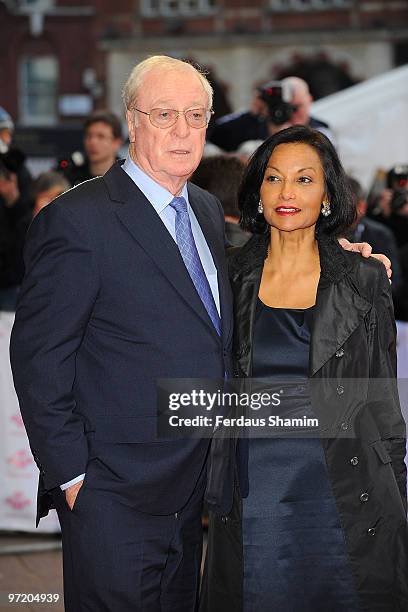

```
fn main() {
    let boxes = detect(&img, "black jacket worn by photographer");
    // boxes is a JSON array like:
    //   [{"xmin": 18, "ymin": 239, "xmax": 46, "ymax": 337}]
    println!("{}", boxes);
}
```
[
  {"xmin": 0, "ymin": 149, "xmax": 32, "ymax": 290},
  {"xmin": 0, "ymin": 198, "xmax": 31, "ymax": 289},
  {"xmin": 207, "ymin": 111, "xmax": 331, "ymax": 152}
]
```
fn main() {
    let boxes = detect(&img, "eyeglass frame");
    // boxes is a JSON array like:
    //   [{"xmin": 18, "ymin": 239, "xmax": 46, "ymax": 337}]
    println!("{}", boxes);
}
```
[{"xmin": 131, "ymin": 107, "xmax": 214, "ymax": 129}]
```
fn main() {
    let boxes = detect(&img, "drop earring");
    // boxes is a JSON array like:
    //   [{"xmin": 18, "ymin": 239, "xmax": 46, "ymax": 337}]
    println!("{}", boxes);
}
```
[
  {"xmin": 321, "ymin": 200, "xmax": 331, "ymax": 217},
  {"xmin": 258, "ymin": 199, "xmax": 264, "ymax": 214}
]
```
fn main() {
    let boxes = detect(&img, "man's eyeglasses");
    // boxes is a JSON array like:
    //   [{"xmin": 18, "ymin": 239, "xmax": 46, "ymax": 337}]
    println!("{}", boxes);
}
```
[{"xmin": 133, "ymin": 107, "xmax": 214, "ymax": 129}]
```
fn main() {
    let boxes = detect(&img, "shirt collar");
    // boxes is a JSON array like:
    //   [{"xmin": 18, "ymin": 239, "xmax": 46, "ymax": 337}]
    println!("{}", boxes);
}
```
[{"xmin": 122, "ymin": 152, "xmax": 189, "ymax": 214}]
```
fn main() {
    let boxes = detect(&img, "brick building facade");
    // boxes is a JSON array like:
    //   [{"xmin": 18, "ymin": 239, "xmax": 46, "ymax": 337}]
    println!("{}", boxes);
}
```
[{"xmin": 0, "ymin": 0, "xmax": 407, "ymax": 129}]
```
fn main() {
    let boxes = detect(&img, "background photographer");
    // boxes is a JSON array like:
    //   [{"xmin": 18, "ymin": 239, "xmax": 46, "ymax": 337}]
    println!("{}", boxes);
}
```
[
  {"xmin": 346, "ymin": 176, "xmax": 401, "ymax": 291},
  {"xmin": 0, "ymin": 150, "xmax": 32, "ymax": 310},
  {"xmin": 368, "ymin": 165, "xmax": 408, "ymax": 248},
  {"xmin": 207, "ymin": 77, "xmax": 333, "ymax": 152}
]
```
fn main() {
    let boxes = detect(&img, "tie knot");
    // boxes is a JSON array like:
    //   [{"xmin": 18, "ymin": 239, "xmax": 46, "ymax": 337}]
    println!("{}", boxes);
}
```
[{"xmin": 169, "ymin": 196, "xmax": 188, "ymax": 214}]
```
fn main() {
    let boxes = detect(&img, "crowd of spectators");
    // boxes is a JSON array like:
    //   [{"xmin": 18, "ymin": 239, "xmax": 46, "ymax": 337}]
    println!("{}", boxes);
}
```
[{"xmin": 0, "ymin": 73, "xmax": 407, "ymax": 319}]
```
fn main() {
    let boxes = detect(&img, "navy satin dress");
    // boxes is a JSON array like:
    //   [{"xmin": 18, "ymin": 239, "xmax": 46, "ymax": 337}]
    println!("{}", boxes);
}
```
[{"xmin": 242, "ymin": 301, "xmax": 360, "ymax": 612}]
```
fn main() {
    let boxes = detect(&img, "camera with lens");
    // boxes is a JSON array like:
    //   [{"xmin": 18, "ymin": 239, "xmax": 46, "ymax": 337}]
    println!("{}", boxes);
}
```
[
  {"xmin": 257, "ymin": 80, "xmax": 297, "ymax": 126},
  {"xmin": 387, "ymin": 165, "xmax": 408, "ymax": 212}
]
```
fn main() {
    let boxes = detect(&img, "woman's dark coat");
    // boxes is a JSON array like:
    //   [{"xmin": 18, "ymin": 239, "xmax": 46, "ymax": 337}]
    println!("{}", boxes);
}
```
[{"xmin": 202, "ymin": 233, "xmax": 408, "ymax": 612}]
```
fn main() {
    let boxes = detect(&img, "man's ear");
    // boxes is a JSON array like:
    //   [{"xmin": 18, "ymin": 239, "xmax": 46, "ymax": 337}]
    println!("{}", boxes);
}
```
[{"xmin": 126, "ymin": 110, "xmax": 137, "ymax": 144}]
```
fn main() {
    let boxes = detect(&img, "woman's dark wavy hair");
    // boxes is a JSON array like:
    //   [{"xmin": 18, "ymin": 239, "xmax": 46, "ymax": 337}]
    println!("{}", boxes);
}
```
[{"xmin": 239, "ymin": 125, "xmax": 356, "ymax": 237}]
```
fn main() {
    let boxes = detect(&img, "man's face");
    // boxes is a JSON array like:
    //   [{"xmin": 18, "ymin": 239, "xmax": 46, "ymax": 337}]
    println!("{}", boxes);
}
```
[
  {"xmin": 84, "ymin": 121, "xmax": 122, "ymax": 165},
  {"xmin": 126, "ymin": 68, "xmax": 209, "ymax": 194},
  {"xmin": 290, "ymin": 90, "xmax": 312, "ymax": 126},
  {"xmin": 0, "ymin": 128, "xmax": 12, "ymax": 147}
]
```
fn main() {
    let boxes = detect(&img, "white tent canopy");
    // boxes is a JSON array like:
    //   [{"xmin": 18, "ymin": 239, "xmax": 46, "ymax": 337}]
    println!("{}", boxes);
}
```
[{"xmin": 312, "ymin": 65, "xmax": 408, "ymax": 191}]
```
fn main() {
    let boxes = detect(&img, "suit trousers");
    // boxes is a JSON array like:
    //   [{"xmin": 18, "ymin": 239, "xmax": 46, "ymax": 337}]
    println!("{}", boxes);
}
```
[{"xmin": 53, "ymin": 459, "xmax": 206, "ymax": 612}]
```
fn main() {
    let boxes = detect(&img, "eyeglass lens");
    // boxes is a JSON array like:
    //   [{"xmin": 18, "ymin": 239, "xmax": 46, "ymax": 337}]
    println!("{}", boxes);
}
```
[{"xmin": 149, "ymin": 108, "xmax": 210, "ymax": 128}]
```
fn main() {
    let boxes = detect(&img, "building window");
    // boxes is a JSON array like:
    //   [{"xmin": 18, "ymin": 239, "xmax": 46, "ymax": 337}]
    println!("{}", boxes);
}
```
[
  {"xmin": 19, "ymin": 56, "xmax": 58, "ymax": 126},
  {"xmin": 141, "ymin": 0, "xmax": 217, "ymax": 18},
  {"xmin": 270, "ymin": 0, "xmax": 351, "ymax": 10},
  {"xmin": 17, "ymin": 0, "xmax": 54, "ymax": 10}
]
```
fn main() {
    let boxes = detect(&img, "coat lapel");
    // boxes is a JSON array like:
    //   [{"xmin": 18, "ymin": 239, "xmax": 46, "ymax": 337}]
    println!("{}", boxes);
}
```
[
  {"xmin": 309, "ymin": 278, "xmax": 372, "ymax": 376},
  {"xmin": 104, "ymin": 162, "xmax": 225, "ymax": 341},
  {"xmin": 229, "ymin": 235, "xmax": 267, "ymax": 376},
  {"xmin": 309, "ymin": 236, "xmax": 372, "ymax": 376}
]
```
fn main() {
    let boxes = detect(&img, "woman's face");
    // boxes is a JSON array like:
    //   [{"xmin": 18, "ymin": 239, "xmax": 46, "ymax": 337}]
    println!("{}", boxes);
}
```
[{"xmin": 260, "ymin": 142, "xmax": 326, "ymax": 232}]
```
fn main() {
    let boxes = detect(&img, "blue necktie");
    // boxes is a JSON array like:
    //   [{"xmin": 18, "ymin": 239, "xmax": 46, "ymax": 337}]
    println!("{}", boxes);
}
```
[{"xmin": 169, "ymin": 196, "xmax": 221, "ymax": 336}]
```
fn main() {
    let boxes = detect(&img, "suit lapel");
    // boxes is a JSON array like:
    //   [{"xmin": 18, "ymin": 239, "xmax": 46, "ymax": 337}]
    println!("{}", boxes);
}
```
[
  {"xmin": 105, "ymin": 163, "xmax": 224, "ymax": 340},
  {"xmin": 188, "ymin": 184, "xmax": 233, "ymax": 345}
]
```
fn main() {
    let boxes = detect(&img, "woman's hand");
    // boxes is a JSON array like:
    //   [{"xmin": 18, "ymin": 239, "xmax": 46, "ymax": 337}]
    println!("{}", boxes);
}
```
[{"xmin": 338, "ymin": 238, "xmax": 392, "ymax": 279}]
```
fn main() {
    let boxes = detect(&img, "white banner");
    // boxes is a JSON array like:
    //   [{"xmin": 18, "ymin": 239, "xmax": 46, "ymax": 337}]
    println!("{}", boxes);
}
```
[
  {"xmin": 312, "ymin": 65, "xmax": 408, "ymax": 191},
  {"xmin": 0, "ymin": 311, "xmax": 60, "ymax": 532}
]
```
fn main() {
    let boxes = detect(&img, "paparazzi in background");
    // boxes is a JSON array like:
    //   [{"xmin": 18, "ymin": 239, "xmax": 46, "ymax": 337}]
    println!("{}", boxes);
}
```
[
  {"xmin": 0, "ymin": 106, "xmax": 32, "ymax": 200},
  {"xmin": 368, "ymin": 165, "xmax": 408, "ymax": 249},
  {"xmin": 0, "ymin": 152, "xmax": 32, "ymax": 310},
  {"xmin": 346, "ymin": 176, "xmax": 401, "ymax": 291},
  {"xmin": 57, "ymin": 110, "xmax": 123, "ymax": 186},
  {"xmin": 207, "ymin": 77, "xmax": 333, "ymax": 152}
]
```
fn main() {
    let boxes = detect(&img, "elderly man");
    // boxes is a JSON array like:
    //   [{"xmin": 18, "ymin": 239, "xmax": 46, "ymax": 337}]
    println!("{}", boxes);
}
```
[
  {"xmin": 10, "ymin": 55, "xmax": 389, "ymax": 612},
  {"xmin": 10, "ymin": 56, "xmax": 233, "ymax": 612}
]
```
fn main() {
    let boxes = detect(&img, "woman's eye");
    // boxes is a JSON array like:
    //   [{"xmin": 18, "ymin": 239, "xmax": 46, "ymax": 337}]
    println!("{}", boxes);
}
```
[
  {"xmin": 266, "ymin": 175, "xmax": 279, "ymax": 182},
  {"xmin": 299, "ymin": 176, "xmax": 312, "ymax": 183}
]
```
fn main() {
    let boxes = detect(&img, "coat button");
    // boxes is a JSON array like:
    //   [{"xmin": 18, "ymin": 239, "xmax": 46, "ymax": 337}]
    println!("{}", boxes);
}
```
[
  {"xmin": 335, "ymin": 348, "xmax": 345, "ymax": 358},
  {"xmin": 360, "ymin": 492, "xmax": 369, "ymax": 503},
  {"xmin": 221, "ymin": 516, "xmax": 228, "ymax": 523},
  {"xmin": 367, "ymin": 527, "xmax": 376, "ymax": 536},
  {"xmin": 350, "ymin": 456, "xmax": 359, "ymax": 466},
  {"xmin": 337, "ymin": 385, "xmax": 344, "ymax": 395},
  {"xmin": 237, "ymin": 344, "xmax": 249, "ymax": 358},
  {"xmin": 340, "ymin": 422, "xmax": 348, "ymax": 431}
]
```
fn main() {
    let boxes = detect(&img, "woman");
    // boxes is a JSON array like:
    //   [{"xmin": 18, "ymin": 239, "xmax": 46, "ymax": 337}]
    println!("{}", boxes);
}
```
[{"xmin": 201, "ymin": 126, "xmax": 408, "ymax": 612}]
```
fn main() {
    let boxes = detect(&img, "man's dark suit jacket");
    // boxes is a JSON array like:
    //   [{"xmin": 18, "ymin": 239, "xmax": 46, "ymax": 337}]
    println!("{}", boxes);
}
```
[{"xmin": 10, "ymin": 161, "xmax": 233, "ymax": 524}]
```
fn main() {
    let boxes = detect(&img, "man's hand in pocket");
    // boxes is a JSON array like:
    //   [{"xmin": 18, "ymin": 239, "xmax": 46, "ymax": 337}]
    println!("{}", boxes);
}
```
[{"xmin": 65, "ymin": 480, "xmax": 83, "ymax": 510}]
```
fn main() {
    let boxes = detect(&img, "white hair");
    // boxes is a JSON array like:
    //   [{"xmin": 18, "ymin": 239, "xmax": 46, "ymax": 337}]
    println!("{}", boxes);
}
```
[
  {"xmin": 282, "ymin": 76, "xmax": 311, "ymax": 98},
  {"xmin": 122, "ymin": 55, "xmax": 213, "ymax": 112}
]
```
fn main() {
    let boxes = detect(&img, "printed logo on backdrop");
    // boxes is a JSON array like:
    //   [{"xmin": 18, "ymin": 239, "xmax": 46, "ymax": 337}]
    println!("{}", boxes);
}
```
[
  {"xmin": 7, "ymin": 449, "xmax": 34, "ymax": 470},
  {"xmin": 5, "ymin": 491, "xmax": 32, "ymax": 511},
  {"xmin": 10, "ymin": 412, "xmax": 25, "ymax": 430}
]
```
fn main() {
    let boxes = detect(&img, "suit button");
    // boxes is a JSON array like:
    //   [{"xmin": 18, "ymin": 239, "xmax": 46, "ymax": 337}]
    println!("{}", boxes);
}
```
[
  {"xmin": 367, "ymin": 527, "xmax": 376, "ymax": 536},
  {"xmin": 221, "ymin": 516, "xmax": 228, "ymax": 523},
  {"xmin": 335, "ymin": 348, "xmax": 345, "ymax": 358},
  {"xmin": 337, "ymin": 385, "xmax": 344, "ymax": 395},
  {"xmin": 350, "ymin": 456, "xmax": 359, "ymax": 466},
  {"xmin": 360, "ymin": 492, "xmax": 369, "ymax": 503},
  {"xmin": 340, "ymin": 422, "xmax": 348, "ymax": 431}
]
